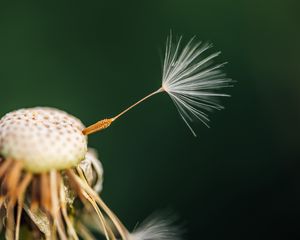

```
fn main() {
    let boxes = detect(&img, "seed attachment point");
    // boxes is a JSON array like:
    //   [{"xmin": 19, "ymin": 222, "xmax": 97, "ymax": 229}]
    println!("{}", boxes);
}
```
[{"xmin": 82, "ymin": 118, "xmax": 114, "ymax": 135}]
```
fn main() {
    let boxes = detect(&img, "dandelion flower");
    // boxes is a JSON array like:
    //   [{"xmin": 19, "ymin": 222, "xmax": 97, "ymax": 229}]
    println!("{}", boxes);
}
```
[
  {"xmin": 0, "ymin": 108, "xmax": 129, "ymax": 239},
  {"xmin": 83, "ymin": 33, "xmax": 231, "ymax": 136},
  {"xmin": 0, "ymin": 32, "xmax": 232, "ymax": 240}
]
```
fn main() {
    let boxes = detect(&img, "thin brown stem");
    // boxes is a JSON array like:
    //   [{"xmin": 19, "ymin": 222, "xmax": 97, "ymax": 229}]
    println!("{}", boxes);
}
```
[
  {"xmin": 50, "ymin": 170, "xmax": 67, "ymax": 240},
  {"xmin": 0, "ymin": 158, "xmax": 13, "ymax": 178},
  {"xmin": 70, "ymin": 171, "xmax": 129, "ymax": 240},
  {"xmin": 76, "ymin": 167, "xmax": 116, "ymax": 240},
  {"xmin": 59, "ymin": 178, "xmax": 79, "ymax": 240},
  {"xmin": 41, "ymin": 173, "xmax": 51, "ymax": 213},
  {"xmin": 76, "ymin": 167, "xmax": 110, "ymax": 240},
  {"xmin": 6, "ymin": 201, "xmax": 15, "ymax": 240},
  {"xmin": 15, "ymin": 173, "xmax": 33, "ymax": 240},
  {"xmin": 112, "ymin": 87, "xmax": 164, "ymax": 121},
  {"xmin": 6, "ymin": 161, "xmax": 23, "ymax": 196},
  {"xmin": 30, "ymin": 176, "xmax": 39, "ymax": 211},
  {"xmin": 76, "ymin": 222, "xmax": 96, "ymax": 240},
  {"xmin": 82, "ymin": 87, "xmax": 164, "ymax": 135}
]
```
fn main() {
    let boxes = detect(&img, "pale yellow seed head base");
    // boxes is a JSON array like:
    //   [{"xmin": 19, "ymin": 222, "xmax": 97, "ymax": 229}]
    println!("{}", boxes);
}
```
[{"xmin": 0, "ymin": 107, "xmax": 87, "ymax": 173}]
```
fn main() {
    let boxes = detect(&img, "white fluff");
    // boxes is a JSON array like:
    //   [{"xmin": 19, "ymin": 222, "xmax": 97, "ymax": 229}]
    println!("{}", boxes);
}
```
[
  {"xmin": 128, "ymin": 212, "xmax": 183, "ymax": 240},
  {"xmin": 162, "ymin": 33, "xmax": 232, "ymax": 136}
]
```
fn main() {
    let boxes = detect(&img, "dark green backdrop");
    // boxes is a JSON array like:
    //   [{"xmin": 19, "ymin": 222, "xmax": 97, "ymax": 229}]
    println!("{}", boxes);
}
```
[{"xmin": 0, "ymin": 1, "xmax": 300, "ymax": 239}]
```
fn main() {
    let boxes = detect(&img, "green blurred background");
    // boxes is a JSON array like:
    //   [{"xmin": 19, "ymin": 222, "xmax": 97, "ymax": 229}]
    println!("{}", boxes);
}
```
[{"xmin": 0, "ymin": 0, "xmax": 300, "ymax": 239}]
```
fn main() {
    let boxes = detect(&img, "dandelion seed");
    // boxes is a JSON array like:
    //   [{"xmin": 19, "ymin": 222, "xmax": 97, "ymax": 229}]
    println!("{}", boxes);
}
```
[
  {"xmin": 128, "ymin": 211, "xmax": 184, "ymax": 240},
  {"xmin": 0, "ymin": 32, "xmax": 232, "ymax": 240},
  {"xmin": 83, "ymin": 33, "xmax": 231, "ymax": 136}
]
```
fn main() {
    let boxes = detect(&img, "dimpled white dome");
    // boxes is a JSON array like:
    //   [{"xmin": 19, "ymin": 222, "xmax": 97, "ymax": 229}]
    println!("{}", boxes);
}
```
[{"xmin": 0, "ymin": 107, "xmax": 88, "ymax": 173}]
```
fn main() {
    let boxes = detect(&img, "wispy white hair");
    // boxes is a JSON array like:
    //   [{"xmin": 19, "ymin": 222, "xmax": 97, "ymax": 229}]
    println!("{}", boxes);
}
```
[
  {"xmin": 162, "ymin": 33, "xmax": 232, "ymax": 136},
  {"xmin": 128, "ymin": 211, "xmax": 184, "ymax": 240}
]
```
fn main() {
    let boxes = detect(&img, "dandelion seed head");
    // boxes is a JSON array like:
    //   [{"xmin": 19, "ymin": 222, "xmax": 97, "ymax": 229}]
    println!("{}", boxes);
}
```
[
  {"xmin": 161, "ymin": 33, "xmax": 232, "ymax": 136},
  {"xmin": 0, "ymin": 108, "xmax": 126, "ymax": 240},
  {"xmin": 0, "ymin": 107, "xmax": 87, "ymax": 172},
  {"xmin": 0, "ymin": 31, "xmax": 233, "ymax": 239}
]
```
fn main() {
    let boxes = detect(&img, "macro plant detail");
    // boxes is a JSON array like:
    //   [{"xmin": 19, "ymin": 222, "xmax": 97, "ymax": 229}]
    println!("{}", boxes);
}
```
[
  {"xmin": 0, "ymin": 34, "xmax": 231, "ymax": 240},
  {"xmin": 83, "ymin": 34, "xmax": 231, "ymax": 136}
]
